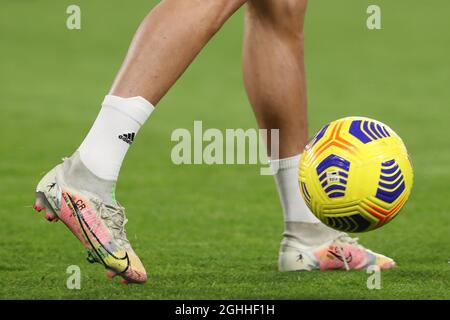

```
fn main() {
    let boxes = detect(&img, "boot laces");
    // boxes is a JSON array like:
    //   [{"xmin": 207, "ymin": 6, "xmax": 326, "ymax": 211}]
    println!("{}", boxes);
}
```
[
  {"xmin": 331, "ymin": 233, "xmax": 361, "ymax": 271},
  {"xmin": 93, "ymin": 199, "xmax": 130, "ymax": 248}
]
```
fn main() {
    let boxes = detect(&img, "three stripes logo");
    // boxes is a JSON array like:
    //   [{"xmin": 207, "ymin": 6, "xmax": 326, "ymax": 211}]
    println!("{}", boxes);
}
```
[
  {"xmin": 375, "ymin": 159, "xmax": 405, "ymax": 203},
  {"xmin": 316, "ymin": 154, "xmax": 350, "ymax": 198},
  {"xmin": 118, "ymin": 132, "xmax": 135, "ymax": 145},
  {"xmin": 349, "ymin": 119, "xmax": 391, "ymax": 144}
]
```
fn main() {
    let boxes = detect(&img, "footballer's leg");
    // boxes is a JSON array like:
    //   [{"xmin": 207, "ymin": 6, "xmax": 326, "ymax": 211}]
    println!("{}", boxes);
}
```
[
  {"xmin": 111, "ymin": 0, "xmax": 247, "ymax": 103},
  {"xmin": 34, "ymin": 0, "xmax": 247, "ymax": 284},
  {"xmin": 243, "ymin": 0, "xmax": 395, "ymax": 271}
]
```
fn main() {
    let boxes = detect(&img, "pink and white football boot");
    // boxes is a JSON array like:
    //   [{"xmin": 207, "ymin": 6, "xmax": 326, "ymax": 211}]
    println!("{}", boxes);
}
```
[
  {"xmin": 279, "ymin": 231, "xmax": 396, "ymax": 272},
  {"xmin": 33, "ymin": 161, "xmax": 147, "ymax": 284}
]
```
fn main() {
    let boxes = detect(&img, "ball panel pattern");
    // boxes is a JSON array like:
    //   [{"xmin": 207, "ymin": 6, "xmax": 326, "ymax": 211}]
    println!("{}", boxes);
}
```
[
  {"xmin": 349, "ymin": 119, "xmax": 391, "ymax": 144},
  {"xmin": 316, "ymin": 154, "xmax": 350, "ymax": 199},
  {"xmin": 375, "ymin": 159, "xmax": 405, "ymax": 204},
  {"xmin": 326, "ymin": 214, "xmax": 371, "ymax": 233},
  {"xmin": 299, "ymin": 117, "xmax": 413, "ymax": 233},
  {"xmin": 308, "ymin": 123, "xmax": 330, "ymax": 147}
]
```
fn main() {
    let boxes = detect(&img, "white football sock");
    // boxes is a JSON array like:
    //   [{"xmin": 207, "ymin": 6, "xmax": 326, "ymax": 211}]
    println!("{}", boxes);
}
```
[
  {"xmin": 272, "ymin": 154, "xmax": 341, "ymax": 245},
  {"xmin": 271, "ymin": 154, "xmax": 320, "ymax": 224},
  {"xmin": 78, "ymin": 95, "xmax": 154, "ymax": 181}
]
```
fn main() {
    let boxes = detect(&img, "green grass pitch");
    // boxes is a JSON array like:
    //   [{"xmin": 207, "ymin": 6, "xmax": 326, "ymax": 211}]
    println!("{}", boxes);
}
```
[{"xmin": 0, "ymin": 0, "xmax": 449, "ymax": 299}]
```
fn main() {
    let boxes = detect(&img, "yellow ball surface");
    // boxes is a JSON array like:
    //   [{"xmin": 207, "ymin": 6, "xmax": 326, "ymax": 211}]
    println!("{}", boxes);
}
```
[{"xmin": 299, "ymin": 117, "xmax": 413, "ymax": 232}]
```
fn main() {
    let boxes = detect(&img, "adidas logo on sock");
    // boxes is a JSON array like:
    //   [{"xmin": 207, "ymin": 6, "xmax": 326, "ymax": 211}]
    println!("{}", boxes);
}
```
[{"xmin": 118, "ymin": 132, "xmax": 135, "ymax": 145}]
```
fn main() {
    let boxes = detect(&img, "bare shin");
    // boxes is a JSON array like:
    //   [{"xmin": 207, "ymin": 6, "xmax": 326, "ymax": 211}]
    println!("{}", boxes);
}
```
[{"xmin": 243, "ymin": 0, "xmax": 308, "ymax": 158}]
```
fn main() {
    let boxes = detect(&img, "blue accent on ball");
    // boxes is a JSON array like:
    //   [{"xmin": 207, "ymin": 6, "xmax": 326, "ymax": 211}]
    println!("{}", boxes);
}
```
[
  {"xmin": 327, "ymin": 214, "xmax": 371, "ymax": 232},
  {"xmin": 309, "ymin": 124, "xmax": 329, "ymax": 147},
  {"xmin": 376, "ymin": 159, "xmax": 405, "ymax": 203},
  {"xmin": 378, "ymin": 125, "xmax": 390, "ymax": 137},
  {"xmin": 376, "ymin": 182, "xmax": 405, "ymax": 203},
  {"xmin": 376, "ymin": 124, "xmax": 387, "ymax": 137},
  {"xmin": 363, "ymin": 121, "xmax": 378, "ymax": 140},
  {"xmin": 321, "ymin": 174, "xmax": 347, "ymax": 189},
  {"xmin": 370, "ymin": 122, "xmax": 383, "ymax": 139},
  {"xmin": 350, "ymin": 214, "xmax": 371, "ymax": 232},
  {"xmin": 380, "ymin": 170, "xmax": 401, "ymax": 182},
  {"xmin": 382, "ymin": 159, "xmax": 396, "ymax": 166},
  {"xmin": 339, "ymin": 171, "xmax": 349, "ymax": 179},
  {"xmin": 349, "ymin": 120, "xmax": 391, "ymax": 144},
  {"xmin": 349, "ymin": 120, "xmax": 371, "ymax": 143},
  {"xmin": 316, "ymin": 154, "xmax": 350, "ymax": 175},
  {"xmin": 324, "ymin": 185, "xmax": 346, "ymax": 193},
  {"xmin": 329, "ymin": 192, "xmax": 345, "ymax": 198},
  {"xmin": 381, "ymin": 164, "xmax": 399, "ymax": 175},
  {"xmin": 316, "ymin": 154, "xmax": 350, "ymax": 199},
  {"xmin": 379, "ymin": 177, "xmax": 403, "ymax": 189}
]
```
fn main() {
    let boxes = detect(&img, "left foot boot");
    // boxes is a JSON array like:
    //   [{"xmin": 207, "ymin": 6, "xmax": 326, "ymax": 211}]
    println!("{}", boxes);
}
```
[{"xmin": 33, "ymin": 158, "xmax": 147, "ymax": 284}]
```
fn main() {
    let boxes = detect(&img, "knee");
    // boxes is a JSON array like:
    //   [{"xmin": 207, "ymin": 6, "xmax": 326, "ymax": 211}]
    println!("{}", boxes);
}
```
[
  {"xmin": 246, "ymin": 0, "xmax": 308, "ymax": 33},
  {"xmin": 203, "ymin": 0, "xmax": 247, "ymax": 34}
]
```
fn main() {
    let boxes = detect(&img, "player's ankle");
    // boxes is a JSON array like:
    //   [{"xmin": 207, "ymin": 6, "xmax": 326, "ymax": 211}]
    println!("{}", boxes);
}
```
[
  {"xmin": 62, "ymin": 152, "xmax": 117, "ymax": 206},
  {"xmin": 283, "ymin": 221, "xmax": 340, "ymax": 247}
]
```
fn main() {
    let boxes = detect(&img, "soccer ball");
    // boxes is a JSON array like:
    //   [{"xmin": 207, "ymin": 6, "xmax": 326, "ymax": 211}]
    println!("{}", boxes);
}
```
[{"xmin": 299, "ymin": 116, "xmax": 413, "ymax": 233}]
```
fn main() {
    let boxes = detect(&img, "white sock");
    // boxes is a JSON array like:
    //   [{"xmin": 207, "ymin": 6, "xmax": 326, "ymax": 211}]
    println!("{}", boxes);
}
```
[
  {"xmin": 272, "ymin": 154, "xmax": 341, "ymax": 246},
  {"xmin": 271, "ymin": 154, "xmax": 321, "ymax": 224},
  {"xmin": 78, "ymin": 95, "xmax": 154, "ymax": 181}
]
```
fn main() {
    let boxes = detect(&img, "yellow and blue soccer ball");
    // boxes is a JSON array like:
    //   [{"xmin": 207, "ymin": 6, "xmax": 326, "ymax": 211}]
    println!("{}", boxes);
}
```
[{"xmin": 299, "ymin": 116, "xmax": 413, "ymax": 232}]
